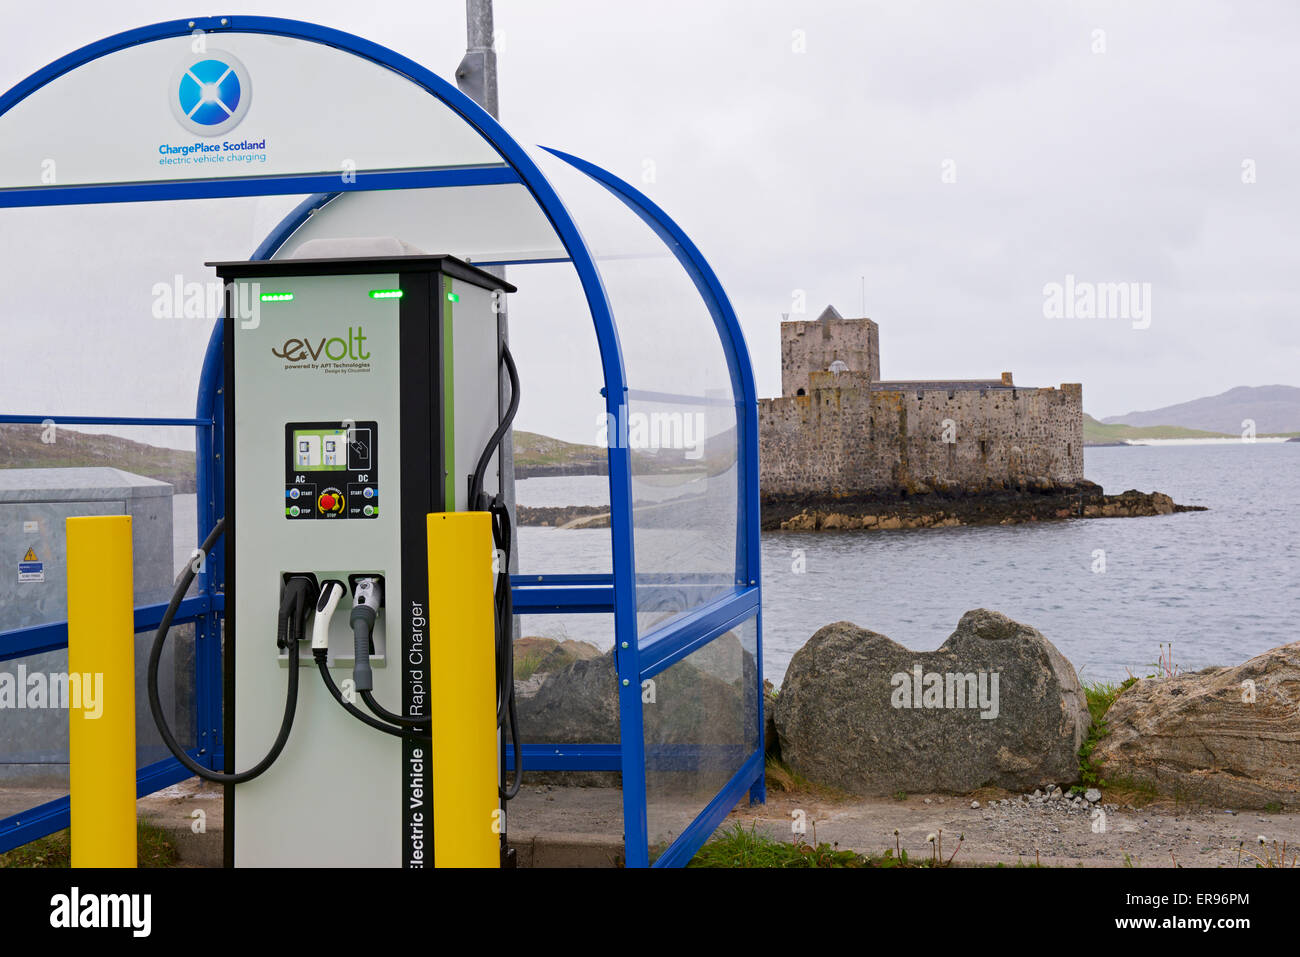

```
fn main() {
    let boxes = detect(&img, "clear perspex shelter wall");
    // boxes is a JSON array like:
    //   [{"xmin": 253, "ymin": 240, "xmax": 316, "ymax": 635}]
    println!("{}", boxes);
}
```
[{"xmin": 0, "ymin": 15, "xmax": 762, "ymax": 867}]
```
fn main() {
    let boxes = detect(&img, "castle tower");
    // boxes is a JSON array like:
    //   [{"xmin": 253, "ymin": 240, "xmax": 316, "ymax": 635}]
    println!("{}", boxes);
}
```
[{"xmin": 780, "ymin": 305, "xmax": 880, "ymax": 397}]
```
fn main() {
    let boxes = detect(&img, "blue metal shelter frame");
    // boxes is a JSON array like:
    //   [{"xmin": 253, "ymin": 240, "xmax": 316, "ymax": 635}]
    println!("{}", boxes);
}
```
[{"xmin": 0, "ymin": 15, "xmax": 762, "ymax": 868}]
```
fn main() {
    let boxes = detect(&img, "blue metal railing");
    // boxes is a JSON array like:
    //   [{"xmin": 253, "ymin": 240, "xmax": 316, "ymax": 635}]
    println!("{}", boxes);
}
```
[{"xmin": 0, "ymin": 407, "xmax": 220, "ymax": 854}]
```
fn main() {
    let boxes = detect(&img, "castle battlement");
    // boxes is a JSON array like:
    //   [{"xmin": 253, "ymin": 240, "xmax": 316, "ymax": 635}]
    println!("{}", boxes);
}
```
[{"xmin": 761, "ymin": 306, "xmax": 1085, "ymax": 497}]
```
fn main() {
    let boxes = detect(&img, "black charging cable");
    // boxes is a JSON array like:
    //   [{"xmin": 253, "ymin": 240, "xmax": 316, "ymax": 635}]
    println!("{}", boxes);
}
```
[
  {"xmin": 468, "ymin": 342, "xmax": 524, "ymax": 802},
  {"xmin": 148, "ymin": 519, "xmax": 313, "ymax": 783},
  {"xmin": 314, "ymin": 650, "xmax": 429, "ymax": 740}
]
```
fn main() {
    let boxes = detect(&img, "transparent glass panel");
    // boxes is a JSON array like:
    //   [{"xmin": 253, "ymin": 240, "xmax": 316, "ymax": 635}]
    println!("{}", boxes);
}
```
[
  {"xmin": 0, "ymin": 420, "xmax": 203, "ymax": 811},
  {"xmin": 273, "ymin": 184, "xmax": 565, "ymax": 264},
  {"xmin": 505, "ymin": 260, "xmax": 612, "ymax": 576},
  {"xmin": 644, "ymin": 616, "xmax": 759, "ymax": 863},
  {"xmin": 0, "ymin": 196, "xmax": 304, "ymax": 441},
  {"xmin": 514, "ymin": 614, "xmax": 617, "ymax": 744},
  {"xmin": 0, "ymin": 626, "xmax": 197, "ymax": 794},
  {"xmin": 530, "ymin": 149, "xmax": 742, "ymax": 639}
]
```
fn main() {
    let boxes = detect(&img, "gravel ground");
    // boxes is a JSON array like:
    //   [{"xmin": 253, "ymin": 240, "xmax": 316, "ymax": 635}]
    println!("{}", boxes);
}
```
[
  {"xmin": 7, "ymin": 779, "xmax": 1296, "ymax": 867},
  {"xmin": 726, "ymin": 785, "xmax": 1300, "ymax": 867}
]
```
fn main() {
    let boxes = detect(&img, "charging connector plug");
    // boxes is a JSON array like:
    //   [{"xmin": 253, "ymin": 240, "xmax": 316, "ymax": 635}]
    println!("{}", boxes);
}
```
[{"xmin": 350, "ymin": 577, "xmax": 383, "ymax": 691}]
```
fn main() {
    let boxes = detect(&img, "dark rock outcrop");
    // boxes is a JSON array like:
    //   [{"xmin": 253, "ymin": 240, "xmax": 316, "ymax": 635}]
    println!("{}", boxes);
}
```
[{"xmin": 764, "ymin": 481, "xmax": 1204, "ymax": 531}]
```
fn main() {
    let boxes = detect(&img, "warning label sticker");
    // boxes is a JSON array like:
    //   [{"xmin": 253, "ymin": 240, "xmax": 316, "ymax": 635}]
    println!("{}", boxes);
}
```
[{"xmin": 18, "ymin": 547, "xmax": 43, "ymax": 583}]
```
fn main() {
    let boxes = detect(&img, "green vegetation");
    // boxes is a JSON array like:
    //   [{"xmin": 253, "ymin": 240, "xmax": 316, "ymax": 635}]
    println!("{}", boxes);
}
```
[
  {"xmin": 0, "ymin": 423, "xmax": 610, "ymax": 489},
  {"xmin": 511, "ymin": 429, "xmax": 607, "ymax": 472},
  {"xmin": 1075, "ymin": 677, "xmax": 1160, "ymax": 806},
  {"xmin": 1236, "ymin": 838, "xmax": 1298, "ymax": 868},
  {"xmin": 763, "ymin": 756, "xmax": 855, "ymax": 802},
  {"xmin": 1082, "ymin": 414, "xmax": 1231, "ymax": 445},
  {"xmin": 690, "ymin": 822, "xmax": 966, "ymax": 868},
  {"xmin": 515, "ymin": 428, "xmax": 738, "ymax": 479},
  {"xmin": 1083, "ymin": 414, "xmax": 1300, "ymax": 445},
  {"xmin": 1076, "ymin": 677, "xmax": 1136, "ymax": 790},
  {"xmin": 0, "ymin": 422, "xmax": 741, "ymax": 488},
  {"xmin": 0, "ymin": 424, "xmax": 196, "ymax": 492},
  {"xmin": 514, "ymin": 652, "xmax": 545, "ymax": 681},
  {"xmin": 690, "ymin": 823, "xmax": 867, "ymax": 867},
  {"xmin": 764, "ymin": 756, "xmax": 811, "ymax": 794},
  {"xmin": 0, "ymin": 820, "xmax": 180, "ymax": 868}
]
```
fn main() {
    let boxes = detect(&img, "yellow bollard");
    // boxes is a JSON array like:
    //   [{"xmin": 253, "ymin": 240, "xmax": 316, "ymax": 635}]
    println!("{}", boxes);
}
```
[
  {"xmin": 427, "ymin": 512, "xmax": 499, "ymax": 868},
  {"xmin": 66, "ymin": 515, "xmax": 137, "ymax": 868}
]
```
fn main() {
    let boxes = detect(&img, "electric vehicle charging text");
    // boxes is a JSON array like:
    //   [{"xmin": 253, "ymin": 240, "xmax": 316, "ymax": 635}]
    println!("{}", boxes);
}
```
[{"xmin": 147, "ymin": 254, "xmax": 518, "ymax": 867}]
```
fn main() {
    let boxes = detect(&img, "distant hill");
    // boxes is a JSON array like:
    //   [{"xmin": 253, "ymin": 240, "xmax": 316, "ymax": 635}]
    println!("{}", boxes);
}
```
[
  {"xmin": 0, "ymin": 425, "xmax": 714, "ymax": 488},
  {"xmin": 513, "ymin": 429, "xmax": 608, "ymax": 476},
  {"xmin": 0, "ymin": 424, "xmax": 197, "ymax": 492},
  {"xmin": 513, "ymin": 428, "xmax": 737, "ymax": 477},
  {"xmin": 1083, "ymin": 415, "xmax": 1230, "ymax": 446},
  {"xmin": 1101, "ymin": 385, "xmax": 1300, "ymax": 435}
]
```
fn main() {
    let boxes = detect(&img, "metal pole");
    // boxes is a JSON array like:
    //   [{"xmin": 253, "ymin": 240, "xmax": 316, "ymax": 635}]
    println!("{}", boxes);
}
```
[
  {"xmin": 455, "ymin": 0, "xmax": 516, "ymax": 859},
  {"xmin": 456, "ymin": 0, "xmax": 499, "ymax": 117},
  {"xmin": 455, "ymin": 1, "xmax": 516, "ymax": 572}
]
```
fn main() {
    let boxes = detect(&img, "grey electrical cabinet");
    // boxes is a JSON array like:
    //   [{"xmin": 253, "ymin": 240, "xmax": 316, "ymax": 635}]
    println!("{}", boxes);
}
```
[{"xmin": 0, "ymin": 467, "xmax": 177, "ymax": 785}]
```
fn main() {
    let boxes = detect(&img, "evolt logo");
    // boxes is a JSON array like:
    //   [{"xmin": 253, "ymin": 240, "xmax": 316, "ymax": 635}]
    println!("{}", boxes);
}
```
[{"xmin": 272, "ymin": 327, "xmax": 370, "ymax": 363}]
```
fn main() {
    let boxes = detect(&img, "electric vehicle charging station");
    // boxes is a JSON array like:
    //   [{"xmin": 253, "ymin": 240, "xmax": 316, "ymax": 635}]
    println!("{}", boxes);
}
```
[
  {"xmin": 0, "ymin": 15, "xmax": 765, "ymax": 868},
  {"xmin": 216, "ymin": 254, "xmax": 512, "ymax": 866}
]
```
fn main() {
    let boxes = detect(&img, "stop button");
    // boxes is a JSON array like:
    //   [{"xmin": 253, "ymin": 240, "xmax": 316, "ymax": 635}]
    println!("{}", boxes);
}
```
[{"xmin": 319, "ymin": 492, "xmax": 337, "ymax": 513}]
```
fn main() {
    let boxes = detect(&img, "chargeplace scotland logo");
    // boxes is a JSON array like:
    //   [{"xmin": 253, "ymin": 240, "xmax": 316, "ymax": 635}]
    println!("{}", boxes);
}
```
[{"xmin": 169, "ymin": 50, "xmax": 252, "ymax": 136}]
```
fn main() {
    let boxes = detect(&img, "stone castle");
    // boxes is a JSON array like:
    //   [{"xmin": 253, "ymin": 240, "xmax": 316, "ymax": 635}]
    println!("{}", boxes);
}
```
[{"xmin": 759, "ymin": 306, "xmax": 1084, "ymax": 498}]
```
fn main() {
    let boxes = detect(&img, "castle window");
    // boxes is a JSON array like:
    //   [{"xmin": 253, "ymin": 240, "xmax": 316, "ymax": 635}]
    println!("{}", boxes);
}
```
[{"xmin": 796, "ymin": 388, "xmax": 806, "ymax": 396}]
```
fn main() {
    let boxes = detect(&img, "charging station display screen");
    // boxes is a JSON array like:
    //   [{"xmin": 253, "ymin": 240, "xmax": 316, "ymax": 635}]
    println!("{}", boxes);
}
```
[
  {"xmin": 293, "ymin": 427, "xmax": 350, "ymax": 470},
  {"xmin": 284, "ymin": 420, "xmax": 379, "ymax": 520}
]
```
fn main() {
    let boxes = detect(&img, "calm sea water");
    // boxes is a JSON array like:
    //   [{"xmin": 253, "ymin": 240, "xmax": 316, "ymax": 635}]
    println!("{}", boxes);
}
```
[
  {"xmin": 172, "ymin": 443, "xmax": 1299, "ymax": 686},
  {"xmin": 511, "ymin": 444, "xmax": 1300, "ymax": 686}
]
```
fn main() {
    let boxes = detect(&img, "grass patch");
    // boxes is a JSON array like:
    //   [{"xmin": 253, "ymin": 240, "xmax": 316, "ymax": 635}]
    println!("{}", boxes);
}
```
[
  {"xmin": 514, "ymin": 653, "xmax": 545, "ymax": 681},
  {"xmin": 690, "ymin": 823, "xmax": 966, "ymax": 868},
  {"xmin": 1077, "ymin": 677, "xmax": 1136, "ymax": 789},
  {"xmin": 0, "ymin": 820, "xmax": 180, "ymax": 868},
  {"xmin": 690, "ymin": 823, "xmax": 867, "ymax": 868},
  {"xmin": 765, "ymin": 756, "xmax": 816, "ymax": 794},
  {"xmin": 1082, "ymin": 415, "xmax": 1233, "ymax": 444},
  {"xmin": 762, "ymin": 757, "xmax": 853, "ymax": 801}
]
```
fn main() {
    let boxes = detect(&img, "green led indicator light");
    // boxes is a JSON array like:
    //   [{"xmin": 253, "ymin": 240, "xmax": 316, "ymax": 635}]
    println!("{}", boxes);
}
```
[
  {"xmin": 260, "ymin": 292, "xmax": 294, "ymax": 303},
  {"xmin": 446, "ymin": 292, "xmax": 460, "ymax": 302},
  {"xmin": 369, "ymin": 289, "xmax": 404, "ymax": 300}
]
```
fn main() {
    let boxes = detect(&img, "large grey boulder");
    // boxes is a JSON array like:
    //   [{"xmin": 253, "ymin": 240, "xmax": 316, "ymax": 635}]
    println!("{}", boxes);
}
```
[
  {"xmin": 1093, "ymin": 643, "xmax": 1300, "ymax": 809},
  {"xmin": 513, "ymin": 631, "xmax": 757, "ymax": 751},
  {"xmin": 515, "ymin": 652, "xmax": 620, "ymax": 743},
  {"xmin": 774, "ymin": 609, "xmax": 1090, "ymax": 795}
]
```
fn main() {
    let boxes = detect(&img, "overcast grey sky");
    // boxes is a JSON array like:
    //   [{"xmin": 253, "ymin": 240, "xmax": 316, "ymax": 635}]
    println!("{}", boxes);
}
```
[{"xmin": 2, "ymin": 1, "xmax": 1297, "ymax": 448}]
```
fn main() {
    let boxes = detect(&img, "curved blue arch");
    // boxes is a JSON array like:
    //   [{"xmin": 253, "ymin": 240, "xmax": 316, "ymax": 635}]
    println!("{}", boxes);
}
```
[
  {"xmin": 0, "ymin": 15, "xmax": 764, "ymax": 867},
  {"xmin": 539, "ymin": 147, "xmax": 761, "ymax": 584},
  {"xmin": 538, "ymin": 147, "xmax": 767, "ymax": 855}
]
